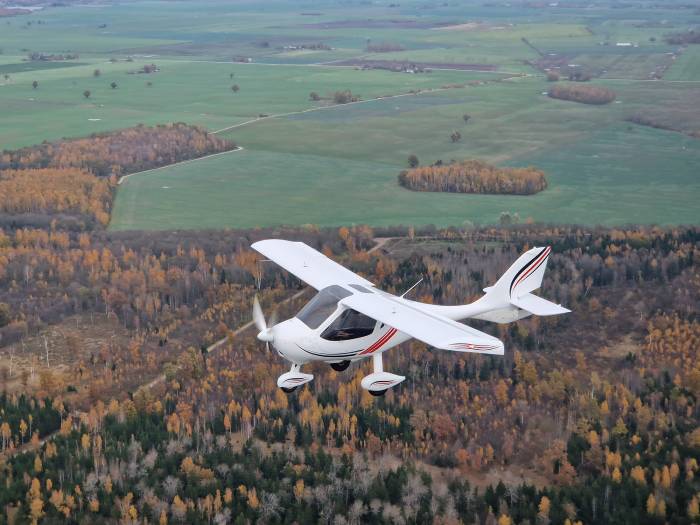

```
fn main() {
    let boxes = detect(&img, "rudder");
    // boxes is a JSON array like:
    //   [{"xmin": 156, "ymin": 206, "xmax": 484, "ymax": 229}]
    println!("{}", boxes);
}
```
[{"xmin": 489, "ymin": 246, "xmax": 551, "ymax": 298}]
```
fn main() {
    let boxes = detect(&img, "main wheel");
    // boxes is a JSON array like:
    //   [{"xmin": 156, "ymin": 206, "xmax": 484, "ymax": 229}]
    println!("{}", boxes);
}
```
[
  {"xmin": 330, "ymin": 360, "xmax": 351, "ymax": 372},
  {"xmin": 368, "ymin": 389, "xmax": 387, "ymax": 397},
  {"xmin": 281, "ymin": 386, "xmax": 298, "ymax": 394}
]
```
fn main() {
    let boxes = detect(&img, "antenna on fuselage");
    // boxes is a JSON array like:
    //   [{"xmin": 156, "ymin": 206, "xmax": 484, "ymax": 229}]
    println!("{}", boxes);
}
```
[{"xmin": 400, "ymin": 278, "xmax": 423, "ymax": 298}]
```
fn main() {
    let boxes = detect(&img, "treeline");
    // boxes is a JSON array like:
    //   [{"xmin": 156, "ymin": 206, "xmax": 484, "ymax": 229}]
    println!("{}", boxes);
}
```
[
  {"xmin": 0, "ymin": 168, "xmax": 114, "ymax": 226},
  {"xmin": 548, "ymin": 83, "xmax": 616, "ymax": 105},
  {"xmin": 27, "ymin": 52, "xmax": 79, "ymax": 61},
  {"xmin": 0, "ymin": 123, "xmax": 236, "ymax": 177},
  {"xmin": 398, "ymin": 160, "xmax": 548, "ymax": 195},
  {"xmin": 627, "ymin": 114, "xmax": 700, "ymax": 139},
  {"xmin": 366, "ymin": 41, "xmax": 405, "ymax": 52},
  {"xmin": 666, "ymin": 29, "xmax": 700, "ymax": 45}
]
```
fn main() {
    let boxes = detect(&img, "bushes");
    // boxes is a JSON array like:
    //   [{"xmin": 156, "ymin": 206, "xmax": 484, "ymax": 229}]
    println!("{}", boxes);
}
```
[
  {"xmin": 547, "ymin": 84, "xmax": 616, "ymax": 105},
  {"xmin": 666, "ymin": 29, "xmax": 700, "ymax": 45},
  {"xmin": 398, "ymin": 160, "xmax": 548, "ymax": 195},
  {"xmin": 332, "ymin": 90, "xmax": 359, "ymax": 104}
]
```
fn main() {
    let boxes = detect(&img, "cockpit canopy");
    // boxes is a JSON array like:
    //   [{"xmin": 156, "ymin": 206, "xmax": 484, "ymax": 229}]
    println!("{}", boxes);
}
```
[{"xmin": 297, "ymin": 285, "xmax": 377, "ymax": 341}]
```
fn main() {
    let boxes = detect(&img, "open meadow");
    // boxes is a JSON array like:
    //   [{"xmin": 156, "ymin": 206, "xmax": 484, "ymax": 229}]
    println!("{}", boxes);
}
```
[{"xmin": 0, "ymin": 0, "xmax": 698, "ymax": 229}]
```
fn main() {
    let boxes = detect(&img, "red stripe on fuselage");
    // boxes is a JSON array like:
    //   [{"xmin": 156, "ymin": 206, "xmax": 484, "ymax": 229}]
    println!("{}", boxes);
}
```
[
  {"xmin": 365, "ymin": 328, "xmax": 396, "ymax": 353},
  {"xmin": 359, "ymin": 327, "xmax": 397, "ymax": 355}
]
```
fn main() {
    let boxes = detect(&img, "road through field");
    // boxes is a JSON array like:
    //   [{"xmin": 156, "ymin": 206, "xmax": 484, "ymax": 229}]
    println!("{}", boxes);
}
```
[
  {"xmin": 117, "ymin": 147, "xmax": 244, "ymax": 185},
  {"xmin": 209, "ymin": 71, "xmax": 526, "ymax": 134}
]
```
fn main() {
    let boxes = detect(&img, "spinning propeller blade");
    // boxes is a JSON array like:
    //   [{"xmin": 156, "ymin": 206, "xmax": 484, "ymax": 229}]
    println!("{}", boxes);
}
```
[
  {"xmin": 252, "ymin": 295, "xmax": 275, "ymax": 351},
  {"xmin": 253, "ymin": 295, "xmax": 267, "ymax": 332}
]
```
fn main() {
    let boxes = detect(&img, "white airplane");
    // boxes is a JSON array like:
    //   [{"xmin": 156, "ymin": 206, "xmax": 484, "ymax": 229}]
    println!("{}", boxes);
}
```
[{"xmin": 251, "ymin": 240, "xmax": 569, "ymax": 396}]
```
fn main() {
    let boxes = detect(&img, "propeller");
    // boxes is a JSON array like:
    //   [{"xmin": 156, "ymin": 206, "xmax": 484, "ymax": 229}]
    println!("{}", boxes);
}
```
[{"xmin": 253, "ymin": 295, "xmax": 275, "ymax": 350}]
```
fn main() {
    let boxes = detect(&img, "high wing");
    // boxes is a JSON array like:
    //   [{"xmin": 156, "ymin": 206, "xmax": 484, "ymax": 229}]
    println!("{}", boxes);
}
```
[
  {"xmin": 341, "ymin": 292, "xmax": 504, "ymax": 355},
  {"xmin": 251, "ymin": 239, "xmax": 373, "ymax": 291}
]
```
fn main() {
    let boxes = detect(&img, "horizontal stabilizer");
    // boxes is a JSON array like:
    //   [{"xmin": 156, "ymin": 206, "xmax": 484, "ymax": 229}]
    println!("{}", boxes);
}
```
[{"xmin": 511, "ymin": 293, "xmax": 570, "ymax": 316}]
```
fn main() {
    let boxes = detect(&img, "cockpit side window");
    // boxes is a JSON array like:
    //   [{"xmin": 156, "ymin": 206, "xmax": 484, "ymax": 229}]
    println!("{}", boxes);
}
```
[
  {"xmin": 296, "ymin": 285, "xmax": 351, "ymax": 329},
  {"xmin": 321, "ymin": 309, "xmax": 377, "ymax": 341}
]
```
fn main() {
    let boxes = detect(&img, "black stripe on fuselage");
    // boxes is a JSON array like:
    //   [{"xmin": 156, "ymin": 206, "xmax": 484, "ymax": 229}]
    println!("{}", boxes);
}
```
[
  {"xmin": 509, "ymin": 247, "xmax": 547, "ymax": 296},
  {"xmin": 295, "ymin": 344, "xmax": 362, "ymax": 359}
]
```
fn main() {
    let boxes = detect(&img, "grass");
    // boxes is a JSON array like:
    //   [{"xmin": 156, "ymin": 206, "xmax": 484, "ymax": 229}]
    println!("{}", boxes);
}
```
[
  {"xmin": 665, "ymin": 46, "xmax": 700, "ymax": 81},
  {"xmin": 1, "ymin": 0, "xmax": 698, "ymax": 230},
  {"xmin": 111, "ymin": 80, "xmax": 700, "ymax": 230},
  {"xmin": 0, "ymin": 61, "xmax": 87, "ymax": 74},
  {"xmin": 110, "ymin": 122, "xmax": 700, "ymax": 230},
  {"xmin": 0, "ymin": 59, "xmax": 475, "ymax": 149}
]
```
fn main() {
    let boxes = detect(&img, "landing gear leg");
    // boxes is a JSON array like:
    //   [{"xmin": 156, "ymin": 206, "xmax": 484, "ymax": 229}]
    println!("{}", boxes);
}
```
[{"xmin": 373, "ymin": 354, "xmax": 383, "ymax": 373}]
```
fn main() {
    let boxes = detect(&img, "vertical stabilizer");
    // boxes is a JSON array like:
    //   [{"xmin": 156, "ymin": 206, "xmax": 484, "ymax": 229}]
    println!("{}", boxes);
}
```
[{"xmin": 490, "ymin": 246, "xmax": 551, "ymax": 298}]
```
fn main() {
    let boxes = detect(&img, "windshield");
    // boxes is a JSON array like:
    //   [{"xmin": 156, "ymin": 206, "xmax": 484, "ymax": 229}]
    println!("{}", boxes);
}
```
[
  {"xmin": 296, "ymin": 285, "xmax": 352, "ymax": 329},
  {"xmin": 321, "ymin": 309, "xmax": 376, "ymax": 341}
]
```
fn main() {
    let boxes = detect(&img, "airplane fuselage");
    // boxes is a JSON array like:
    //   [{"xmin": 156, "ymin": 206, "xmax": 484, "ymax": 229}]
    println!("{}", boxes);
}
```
[{"xmin": 271, "ymin": 316, "xmax": 411, "ymax": 365}]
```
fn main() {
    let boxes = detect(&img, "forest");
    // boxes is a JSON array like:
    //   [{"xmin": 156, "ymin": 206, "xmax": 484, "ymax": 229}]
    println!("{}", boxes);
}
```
[
  {"xmin": 0, "ymin": 124, "xmax": 235, "ymax": 177},
  {"xmin": 0, "ymin": 168, "xmax": 114, "ymax": 227},
  {"xmin": 547, "ymin": 85, "xmax": 617, "ymax": 105},
  {"xmin": 398, "ymin": 161, "xmax": 547, "ymax": 195},
  {"xmin": 0, "ymin": 221, "xmax": 698, "ymax": 524}
]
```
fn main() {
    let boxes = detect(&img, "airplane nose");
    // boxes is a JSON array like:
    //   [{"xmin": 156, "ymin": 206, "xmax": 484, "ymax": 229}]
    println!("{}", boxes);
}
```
[{"xmin": 257, "ymin": 328, "xmax": 274, "ymax": 342}]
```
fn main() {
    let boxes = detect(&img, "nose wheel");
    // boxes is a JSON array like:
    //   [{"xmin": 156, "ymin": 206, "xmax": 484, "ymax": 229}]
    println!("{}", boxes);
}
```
[{"xmin": 330, "ymin": 360, "xmax": 351, "ymax": 372}]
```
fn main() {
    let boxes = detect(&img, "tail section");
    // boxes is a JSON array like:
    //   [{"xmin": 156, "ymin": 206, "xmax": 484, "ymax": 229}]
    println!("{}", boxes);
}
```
[
  {"xmin": 475, "ymin": 246, "xmax": 569, "ymax": 323},
  {"xmin": 417, "ymin": 246, "xmax": 569, "ymax": 324},
  {"xmin": 488, "ymin": 246, "xmax": 552, "ymax": 298}
]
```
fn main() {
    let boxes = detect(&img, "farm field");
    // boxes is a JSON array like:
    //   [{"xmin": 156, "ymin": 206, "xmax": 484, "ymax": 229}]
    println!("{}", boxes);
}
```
[
  {"xmin": 0, "ymin": 58, "xmax": 478, "ymax": 149},
  {"xmin": 1, "ymin": 0, "xmax": 699, "ymax": 229},
  {"xmin": 665, "ymin": 46, "xmax": 700, "ymax": 81},
  {"xmin": 110, "ymin": 119, "xmax": 700, "ymax": 230}
]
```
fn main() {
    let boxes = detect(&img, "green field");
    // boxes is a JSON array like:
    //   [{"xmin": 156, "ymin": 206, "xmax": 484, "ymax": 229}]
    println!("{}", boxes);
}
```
[
  {"xmin": 665, "ymin": 46, "xmax": 700, "ymax": 81},
  {"xmin": 1, "ymin": 0, "xmax": 699, "ymax": 229},
  {"xmin": 0, "ymin": 58, "xmax": 479, "ymax": 149},
  {"xmin": 111, "ymin": 79, "xmax": 700, "ymax": 229}
]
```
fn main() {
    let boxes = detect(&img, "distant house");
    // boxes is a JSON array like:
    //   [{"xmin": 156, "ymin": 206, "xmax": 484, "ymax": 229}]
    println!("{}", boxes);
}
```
[{"xmin": 616, "ymin": 42, "xmax": 633, "ymax": 47}]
